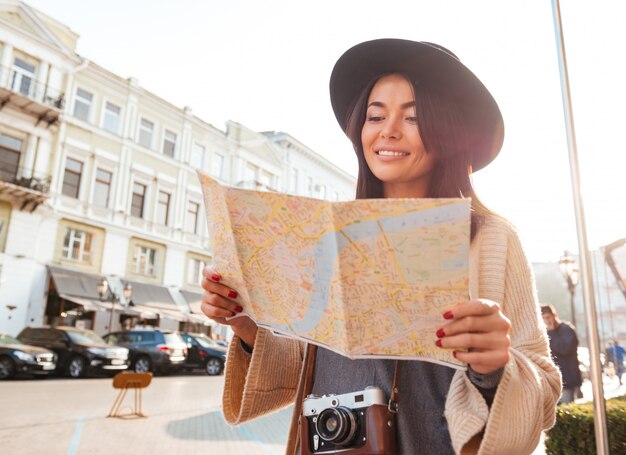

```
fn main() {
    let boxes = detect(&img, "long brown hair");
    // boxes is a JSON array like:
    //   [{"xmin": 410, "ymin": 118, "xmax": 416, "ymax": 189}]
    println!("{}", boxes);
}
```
[{"xmin": 344, "ymin": 73, "xmax": 495, "ymax": 239}]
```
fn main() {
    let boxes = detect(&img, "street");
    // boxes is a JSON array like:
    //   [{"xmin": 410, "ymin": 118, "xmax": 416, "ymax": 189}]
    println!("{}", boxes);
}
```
[
  {"xmin": 1, "ymin": 372, "xmax": 624, "ymax": 455},
  {"xmin": 0, "ymin": 373, "xmax": 291, "ymax": 455}
]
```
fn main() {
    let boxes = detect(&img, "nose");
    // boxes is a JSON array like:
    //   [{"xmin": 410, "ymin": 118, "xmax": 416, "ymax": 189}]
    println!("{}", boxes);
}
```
[{"xmin": 380, "ymin": 115, "xmax": 401, "ymax": 140}]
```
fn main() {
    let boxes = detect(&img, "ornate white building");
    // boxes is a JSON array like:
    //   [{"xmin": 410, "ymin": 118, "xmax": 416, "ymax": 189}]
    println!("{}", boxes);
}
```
[{"xmin": 0, "ymin": 1, "xmax": 355, "ymax": 336}]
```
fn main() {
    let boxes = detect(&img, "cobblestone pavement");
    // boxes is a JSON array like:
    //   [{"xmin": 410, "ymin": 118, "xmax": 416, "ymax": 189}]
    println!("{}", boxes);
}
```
[{"xmin": 0, "ymin": 373, "xmax": 291, "ymax": 455}]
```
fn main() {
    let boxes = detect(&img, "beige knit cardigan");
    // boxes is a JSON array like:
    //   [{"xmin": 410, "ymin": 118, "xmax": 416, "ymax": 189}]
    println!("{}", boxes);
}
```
[{"xmin": 221, "ymin": 216, "xmax": 562, "ymax": 455}]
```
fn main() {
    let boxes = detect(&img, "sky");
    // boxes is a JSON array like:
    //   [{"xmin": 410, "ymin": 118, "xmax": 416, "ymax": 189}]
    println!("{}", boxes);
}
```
[{"xmin": 25, "ymin": 0, "xmax": 626, "ymax": 263}]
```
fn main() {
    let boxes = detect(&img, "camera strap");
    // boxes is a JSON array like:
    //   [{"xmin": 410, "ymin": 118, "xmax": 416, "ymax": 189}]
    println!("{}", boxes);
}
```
[{"xmin": 388, "ymin": 360, "xmax": 401, "ymax": 413}]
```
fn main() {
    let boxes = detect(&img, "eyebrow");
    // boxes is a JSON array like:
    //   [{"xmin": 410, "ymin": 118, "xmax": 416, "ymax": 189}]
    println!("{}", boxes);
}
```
[{"xmin": 367, "ymin": 101, "xmax": 416, "ymax": 109}]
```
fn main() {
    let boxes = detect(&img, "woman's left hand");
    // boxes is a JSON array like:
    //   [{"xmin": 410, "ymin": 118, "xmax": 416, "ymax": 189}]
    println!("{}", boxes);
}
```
[{"xmin": 435, "ymin": 299, "xmax": 511, "ymax": 374}]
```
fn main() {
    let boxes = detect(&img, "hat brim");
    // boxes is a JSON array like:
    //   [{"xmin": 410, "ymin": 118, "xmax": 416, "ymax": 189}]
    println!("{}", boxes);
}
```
[{"xmin": 329, "ymin": 39, "xmax": 504, "ymax": 171}]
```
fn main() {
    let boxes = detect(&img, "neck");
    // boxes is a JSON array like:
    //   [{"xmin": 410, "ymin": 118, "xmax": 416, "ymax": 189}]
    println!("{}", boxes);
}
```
[{"xmin": 382, "ymin": 181, "xmax": 430, "ymax": 199}]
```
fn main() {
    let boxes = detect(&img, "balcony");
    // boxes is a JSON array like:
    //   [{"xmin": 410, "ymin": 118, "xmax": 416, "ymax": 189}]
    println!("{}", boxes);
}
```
[
  {"xmin": 0, "ymin": 164, "xmax": 51, "ymax": 212},
  {"xmin": 0, "ymin": 65, "xmax": 65, "ymax": 128}
]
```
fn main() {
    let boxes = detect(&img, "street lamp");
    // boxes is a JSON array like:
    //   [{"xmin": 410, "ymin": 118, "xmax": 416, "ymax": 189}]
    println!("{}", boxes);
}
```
[
  {"xmin": 558, "ymin": 250, "xmax": 580, "ymax": 328},
  {"xmin": 97, "ymin": 278, "xmax": 132, "ymax": 332}
]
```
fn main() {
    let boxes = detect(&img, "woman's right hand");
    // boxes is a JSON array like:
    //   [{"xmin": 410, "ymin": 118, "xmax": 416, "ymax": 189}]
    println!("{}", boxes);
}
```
[{"xmin": 201, "ymin": 267, "xmax": 258, "ymax": 348}]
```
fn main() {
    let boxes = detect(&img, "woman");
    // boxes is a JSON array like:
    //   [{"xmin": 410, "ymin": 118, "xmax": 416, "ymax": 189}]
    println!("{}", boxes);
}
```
[{"xmin": 201, "ymin": 39, "xmax": 561, "ymax": 454}]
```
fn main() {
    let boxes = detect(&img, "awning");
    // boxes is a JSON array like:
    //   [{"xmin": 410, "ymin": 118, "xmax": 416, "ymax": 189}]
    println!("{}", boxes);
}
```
[
  {"xmin": 124, "ymin": 280, "xmax": 189, "ymax": 322},
  {"xmin": 180, "ymin": 290, "xmax": 217, "ymax": 326},
  {"xmin": 49, "ymin": 266, "xmax": 114, "ymax": 312},
  {"xmin": 180, "ymin": 290, "xmax": 203, "ymax": 314}
]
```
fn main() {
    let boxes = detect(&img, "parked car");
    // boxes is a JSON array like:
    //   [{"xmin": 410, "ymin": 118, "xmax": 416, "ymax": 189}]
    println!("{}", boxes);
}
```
[
  {"xmin": 103, "ymin": 329, "xmax": 187, "ymax": 374},
  {"xmin": 180, "ymin": 332, "xmax": 227, "ymax": 376},
  {"xmin": 0, "ymin": 333, "xmax": 57, "ymax": 379},
  {"xmin": 17, "ymin": 326, "xmax": 129, "ymax": 378}
]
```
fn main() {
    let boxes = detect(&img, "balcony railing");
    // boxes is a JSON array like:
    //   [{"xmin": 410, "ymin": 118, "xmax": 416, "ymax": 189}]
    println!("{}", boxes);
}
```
[
  {"xmin": 0, "ymin": 165, "xmax": 51, "ymax": 193},
  {"xmin": 0, "ymin": 65, "xmax": 65, "ymax": 110}
]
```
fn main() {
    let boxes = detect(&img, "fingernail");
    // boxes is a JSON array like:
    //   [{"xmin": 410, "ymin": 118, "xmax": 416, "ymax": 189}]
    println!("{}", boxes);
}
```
[
  {"xmin": 211, "ymin": 273, "xmax": 221, "ymax": 282},
  {"xmin": 436, "ymin": 329, "xmax": 445, "ymax": 338},
  {"xmin": 435, "ymin": 339, "xmax": 443, "ymax": 348},
  {"xmin": 228, "ymin": 290, "xmax": 238, "ymax": 299},
  {"xmin": 234, "ymin": 306, "xmax": 243, "ymax": 313},
  {"xmin": 443, "ymin": 310, "xmax": 454, "ymax": 320}
]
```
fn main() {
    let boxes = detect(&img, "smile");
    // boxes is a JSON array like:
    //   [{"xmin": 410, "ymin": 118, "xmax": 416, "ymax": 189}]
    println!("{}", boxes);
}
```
[{"xmin": 376, "ymin": 150, "xmax": 410, "ymax": 157}]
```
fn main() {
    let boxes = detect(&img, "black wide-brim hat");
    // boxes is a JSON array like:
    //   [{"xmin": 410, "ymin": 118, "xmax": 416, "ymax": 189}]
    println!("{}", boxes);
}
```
[{"xmin": 329, "ymin": 38, "xmax": 504, "ymax": 171}]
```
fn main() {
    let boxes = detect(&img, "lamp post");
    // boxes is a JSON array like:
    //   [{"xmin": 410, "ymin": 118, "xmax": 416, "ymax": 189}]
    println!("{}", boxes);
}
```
[
  {"xmin": 558, "ymin": 250, "xmax": 580, "ymax": 328},
  {"xmin": 97, "ymin": 278, "xmax": 132, "ymax": 332}
]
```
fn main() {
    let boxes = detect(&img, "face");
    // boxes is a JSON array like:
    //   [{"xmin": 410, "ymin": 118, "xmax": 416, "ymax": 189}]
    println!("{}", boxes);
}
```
[
  {"xmin": 361, "ymin": 73, "xmax": 436, "ymax": 198},
  {"xmin": 542, "ymin": 313, "xmax": 557, "ymax": 330}
]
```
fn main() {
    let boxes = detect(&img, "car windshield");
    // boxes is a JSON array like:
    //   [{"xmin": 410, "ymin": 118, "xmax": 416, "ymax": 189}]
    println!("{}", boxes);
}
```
[
  {"xmin": 0, "ymin": 334, "xmax": 22, "ymax": 345},
  {"xmin": 195, "ymin": 336, "xmax": 220, "ymax": 349},
  {"xmin": 66, "ymin": 330, "xmax": 105, "ymax": 344}
]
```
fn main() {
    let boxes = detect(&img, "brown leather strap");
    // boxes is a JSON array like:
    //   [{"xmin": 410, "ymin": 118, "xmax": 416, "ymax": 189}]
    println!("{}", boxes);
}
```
[
  {"xmin": 286, "ymin": 343, "xmax": 318, "ymax": 455},
  {"xmin": 388, "ymin": 360, "xmax": 402, "ymax": 413}
]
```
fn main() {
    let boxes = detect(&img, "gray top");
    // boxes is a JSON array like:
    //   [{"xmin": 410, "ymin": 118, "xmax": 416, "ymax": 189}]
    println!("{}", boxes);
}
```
[{"xmin": 310, "ymin": 347, "xmax": 456, "ymax": 454}]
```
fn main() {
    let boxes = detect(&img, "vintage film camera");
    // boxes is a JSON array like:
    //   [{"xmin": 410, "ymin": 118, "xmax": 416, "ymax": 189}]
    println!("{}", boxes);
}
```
[{"xmin": 300, "ymin": 386, "xmax": 396, "ymax": 454}]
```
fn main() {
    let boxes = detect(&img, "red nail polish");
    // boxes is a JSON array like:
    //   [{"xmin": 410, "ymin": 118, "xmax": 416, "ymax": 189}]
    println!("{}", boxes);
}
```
[
  {"xmin": 211, "ymin": 273, "xmax": 221, "ymax": 282},
  {"xmin": 228, "ymin": 290, "xmax": 238, "ymax": 299},
  {"xmin": 443, "ymin": 310, "xmax": 454, "ymax": 320},
  {"xmin": 435, "ymin": 339, "xmax": 443, "ymax": 348},
  {"xmin": 436, "ymin": 329, "xmax": 445, "ymax": 338},
  {"xmin": 234, "ymin": 306, "xmax": 243, "ymax": 313}
]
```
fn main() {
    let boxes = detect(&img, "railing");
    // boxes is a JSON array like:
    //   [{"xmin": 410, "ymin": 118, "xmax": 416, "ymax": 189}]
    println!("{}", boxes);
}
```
[
  {"xmin": 0, "ymin": 165, "xmax": 51, "ymax": 193},
  {"xmin": 0, "ymin": 65, "xmax": 65, "ymax": 110}
]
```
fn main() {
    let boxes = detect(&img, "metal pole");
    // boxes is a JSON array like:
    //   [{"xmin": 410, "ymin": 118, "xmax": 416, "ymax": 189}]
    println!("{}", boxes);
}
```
[
  {"xmin": 108, "ymin": 297, "xmax": 116, "ymax": 332},
  {"xmin": 550, "ymin": 1, "xmax": 609, "ymax": 453},
  {"xmin": 568, "ymin": 282, "xmax": 577, "ymax": 329}
]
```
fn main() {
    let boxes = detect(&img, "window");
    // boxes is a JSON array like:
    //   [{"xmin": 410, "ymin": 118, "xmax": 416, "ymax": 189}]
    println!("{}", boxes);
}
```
[
  {"xmin": 163, "ymin": 130, "xmax": 177, "ymax": 157},
  {"xmin": 11, "ymin": 58, "xmax": 36, "ymax": 97},
  {"xmin": 190, "ymin": 143, "xmax": 205, "ymax": 169},
  {"xmin": 62, "ymin": 158, "xmax": 83, "ymax": 198},
  {"xmin": 211, "ymin": 152, "xmax": 224, "ymax": 178},
  {"xmin": 133, "ymin": 245, "xmax": 156, "ymax": 276},
  {"xmin": 291, "ymin": 168, "xmax": 298, "ymax": 193},
  {"xmin": 102, "ymin": 102, "xmax": 121, "ymax": 134},
  {"xmin": 244, "ymin": 163, "xmax": 257, "ymax": 183},
  {"xmin": 188, "ymin": 257, "xmax": 207, "ymax": 285},
  {"xmin": 308, "ymin": 177, "xmax": 314, "ymax": 196},
  {"xmin": 73, "ymin": 88, "xmax": 93, "ymax": 122},
  {"xmin": 131, "ymin": 182, "xmax": 146, "ymax": 218},
  {"xmin": 156, "ymin": 190, "xmax": 170, "ymax": 226},
  {"xmin": 93, "ymin": 169, "xmax": 112, "ymax": 208},
  {"xmin": 317, "ymin": 184, "xmax": 326, "ymax": 199},
  {"xmin": 138, "ymin": 118, "xmax": 154, "ymax": 148},
  {"xmin": 186, "ymin": 201, "xmax": 200, "ymax": 234},
  {"xmin": 62, "ymin": 228, "xmax": 92, "ymax": 263},
  {"xmin": 0, "ymin": 134, "xmax": 23, "ymax": 182},
  {"xmin": 259, "ymin": 170, "xmax": 273, "ymax": 189}
]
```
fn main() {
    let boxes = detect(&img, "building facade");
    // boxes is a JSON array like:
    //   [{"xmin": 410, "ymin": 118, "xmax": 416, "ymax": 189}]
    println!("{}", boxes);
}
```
[{"xmin": 0, "ymin": 1, "xmax": 355, "ymax": 337}]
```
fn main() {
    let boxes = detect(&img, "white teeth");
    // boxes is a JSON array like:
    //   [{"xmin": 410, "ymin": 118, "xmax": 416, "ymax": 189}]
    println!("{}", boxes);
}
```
[{"xmin": 377, "ymin": 150, "xmax": 409, "ymax": 156}]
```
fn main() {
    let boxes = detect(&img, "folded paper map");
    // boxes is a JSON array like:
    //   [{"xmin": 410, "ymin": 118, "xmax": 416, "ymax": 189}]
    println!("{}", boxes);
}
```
[{"xmin": 198, "ymin": 171, "xmax": 470, "ymax": 369}]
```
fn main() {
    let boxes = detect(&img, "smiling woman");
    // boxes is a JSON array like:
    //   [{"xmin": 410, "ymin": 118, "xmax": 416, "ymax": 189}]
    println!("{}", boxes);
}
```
[{"xmin": 200, "ymin": 38, "xmax": 562, "ymax": 455}]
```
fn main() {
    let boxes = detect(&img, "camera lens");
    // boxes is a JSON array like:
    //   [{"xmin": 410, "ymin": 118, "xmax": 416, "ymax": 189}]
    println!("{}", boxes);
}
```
[{"xmin": 316, "ymin": 407, "xmax": 357, "ymax": 445}]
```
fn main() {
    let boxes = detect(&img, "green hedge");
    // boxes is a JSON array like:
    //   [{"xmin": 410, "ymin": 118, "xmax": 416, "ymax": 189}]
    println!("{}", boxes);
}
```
[{"xmin": 545, "ymin": 395, "xmax": 626, "ymax": 454}]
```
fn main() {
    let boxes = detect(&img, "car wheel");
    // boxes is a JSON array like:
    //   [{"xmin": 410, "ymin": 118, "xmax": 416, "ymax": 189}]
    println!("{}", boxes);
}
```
[
  {"xmin": 134, "ymin": 356, "xmax": 152, "ymax": 373},
  {"xmin": 0, "ymin": 356, "xmax": 16, "ymax": 380},
  {"xmin": 68, "ymin": 356, "xmax": 86, "ymax": 378},
  {"xmin": 205, "ymin": 358, "xmax": 223, "ymax": 376}
]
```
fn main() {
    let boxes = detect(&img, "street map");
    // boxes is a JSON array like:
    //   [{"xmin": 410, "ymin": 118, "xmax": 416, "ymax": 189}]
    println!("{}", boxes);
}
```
[{"xmin": 198, "ymin": 171, "xmax": 470, "ymax": 369}]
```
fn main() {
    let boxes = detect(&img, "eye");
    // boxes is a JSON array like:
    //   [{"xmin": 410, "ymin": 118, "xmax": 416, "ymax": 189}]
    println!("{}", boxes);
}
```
[
  {"xmin": 366, "ymin": 115, "xmax": 384, "ymax": 122},
  {"xmin": 405, "ymin": 116, "xmax": 418, "ymax": 124}
]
